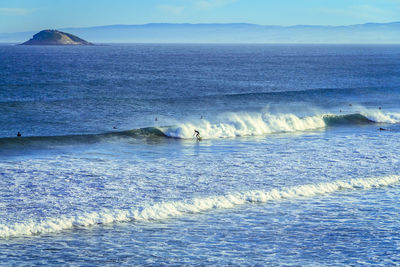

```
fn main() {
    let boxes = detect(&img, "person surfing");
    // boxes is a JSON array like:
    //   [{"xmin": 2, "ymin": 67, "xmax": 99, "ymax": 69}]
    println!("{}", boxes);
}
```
[{"xmin": 194, "ymin": 129, "xmax": 201, "ymax": 141}]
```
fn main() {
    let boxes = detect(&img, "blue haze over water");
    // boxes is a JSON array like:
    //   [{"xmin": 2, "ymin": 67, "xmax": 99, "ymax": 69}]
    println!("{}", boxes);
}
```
[{"xmin": 1, "ymin": 44, "xmax": 400, "ymax": 265}]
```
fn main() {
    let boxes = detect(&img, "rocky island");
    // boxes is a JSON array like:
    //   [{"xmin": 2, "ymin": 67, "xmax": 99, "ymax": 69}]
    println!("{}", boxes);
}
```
[{"xmin": 21, "ymin": 29, "xmax": 93, "ymax": 45}]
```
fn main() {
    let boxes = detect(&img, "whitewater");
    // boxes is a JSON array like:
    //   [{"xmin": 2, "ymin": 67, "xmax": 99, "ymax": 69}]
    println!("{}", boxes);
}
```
[
  {"xmin": 1, "ymin": 175, "xmax": 399, "ymax": 239},
  {"xmin": 162, "ymin": 109, "xmax": 400, "ymax": 139},
  {"xmin": 2, "ymin": 44, "xmax": 400, "ymax": 265},
  {"xmin": 1, "ymin": 109, "xmax": 398, "ymax": 150}
]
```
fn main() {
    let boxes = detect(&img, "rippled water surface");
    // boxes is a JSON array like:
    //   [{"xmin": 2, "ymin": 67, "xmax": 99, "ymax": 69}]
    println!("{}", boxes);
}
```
[{"xmin": 1, "ymin": 44, "xmax": 400, "ymax": 265}]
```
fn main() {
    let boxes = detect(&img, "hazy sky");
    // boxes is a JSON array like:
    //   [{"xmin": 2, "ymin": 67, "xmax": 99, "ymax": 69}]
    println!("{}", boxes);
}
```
[{"xmin": 1, "ymin": 0, "xmax": 400, "ymax": 32}]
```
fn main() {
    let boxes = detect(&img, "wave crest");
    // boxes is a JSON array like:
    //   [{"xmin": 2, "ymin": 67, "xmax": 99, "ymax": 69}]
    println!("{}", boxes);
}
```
[
  {"xmin": 162, "ymin": 109, "xmax": 400, "ymax": 139},
  {"xmin": 163, "ymin": 112, "xmax": 326, "ymax": 139},
  {"xmin": 2, "ymin": 110, "xmax": 400, "ymax": 145},
  {"xmin": 1, "ymin": 175, "xmax": 398, "ymax": 238}
]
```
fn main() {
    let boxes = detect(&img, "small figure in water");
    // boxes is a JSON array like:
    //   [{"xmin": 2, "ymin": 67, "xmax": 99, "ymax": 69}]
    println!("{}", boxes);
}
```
[
  {"xmin": 379, "ymin": 128, "xmax": 389, "ymax": 131},
  {"xmin": 113, "ymin": 126, "xmax": 117, "ymax": 129},
  {"xmin": 155, "ymin": 117, "xmax": 158, "ymax": 121},
  {"xmin": 17, "ymin": 132, "xmax": 21, "ymax": 137},
  {"xmin": 349, "ymin": 103, "xmax": 352, "ymax": 107},
  {"xmin": 379, "ymin": 107, "xmax": 382, "ymax": 110},
  {"xmin": 200, "ymin": 115, "xmax": 203, "ymax": 119},
  {"xmin": 194, "ymin": 130, "xmax": 200, "ymax": 139}
]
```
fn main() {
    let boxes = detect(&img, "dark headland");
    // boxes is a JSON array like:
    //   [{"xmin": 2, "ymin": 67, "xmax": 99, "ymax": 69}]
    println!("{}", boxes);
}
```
[{"xmin": 21, "ymin": 29, "xmax": 93, "ymax": 45}]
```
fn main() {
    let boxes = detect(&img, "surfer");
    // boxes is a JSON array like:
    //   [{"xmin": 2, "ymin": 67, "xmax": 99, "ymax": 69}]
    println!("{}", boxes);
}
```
[
  {"xmin": 17, "ymin": 132, "xmax": 21, "ymax": 137},
  {"xmin": 194, "ymin": 130, "xmax": 201, "ymax": 139},
  {"xmin": 379, "ymin": 128, "xmax": 389, "ymax": 131}
]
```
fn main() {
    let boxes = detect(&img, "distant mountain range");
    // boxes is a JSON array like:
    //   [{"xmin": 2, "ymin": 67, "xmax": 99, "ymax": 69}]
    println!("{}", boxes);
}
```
[{"xmin": 2, "ymin": 22, "xmax": 400, "ymax": 44}]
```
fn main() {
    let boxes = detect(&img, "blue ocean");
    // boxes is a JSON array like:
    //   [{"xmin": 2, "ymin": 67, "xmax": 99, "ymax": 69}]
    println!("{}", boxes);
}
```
[{"xmin": 1, "ymin": 44, "xmax": 400, "ymax": 265}]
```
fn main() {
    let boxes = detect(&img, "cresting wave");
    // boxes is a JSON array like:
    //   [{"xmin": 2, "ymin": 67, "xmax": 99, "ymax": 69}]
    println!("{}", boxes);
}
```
[
  {"xmin": 162, "ymin": 110, "xmax": 400, "ymax": 139},
  {"xmin": 0, "ymin": 175, "xmax": 399, "ymax": 238},
  {"xmin": 164, "ymin": 113, "xmax": 325, "ymax": 139},
  {"xmin": 1, "ymin": 110, "xmax": 399, "ymax": 147}
]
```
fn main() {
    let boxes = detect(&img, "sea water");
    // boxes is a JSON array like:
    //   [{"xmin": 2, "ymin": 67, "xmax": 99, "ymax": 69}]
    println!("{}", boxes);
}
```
[{"xmin": 1, "ymin": 44, "xmax": 400, "ymax": 265}]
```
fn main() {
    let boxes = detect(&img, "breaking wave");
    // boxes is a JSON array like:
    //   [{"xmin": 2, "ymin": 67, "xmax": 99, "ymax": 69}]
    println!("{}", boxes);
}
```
[
  {"xmin": 0, "ymin": 175, "xmax": 398, "ymax": 238},
  {"xmin": 1, "ymin": 110, "xmax": 399, "ymax": 147},
  {"xmin": 162, "ymin": 110, "xmax": 400, "ymax": 139}
]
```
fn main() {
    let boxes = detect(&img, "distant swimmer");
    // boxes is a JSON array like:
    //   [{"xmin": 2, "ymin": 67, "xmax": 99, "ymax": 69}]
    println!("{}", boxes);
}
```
[
  {"xmin": 349, "ymin": 104, "xmax": 352, "ymax": 107},
  {"xmin": 379, "ymin": 128, "xmax": 389, "ymax": 131},
  {"xmin": 113, "ymin": 126, "xmax": 117, "ymax": 129},
  {"xmin": 194, "ymin": 130, "xmax": 201, "ymax": 139},
  {"xmin": 17, "ymin": 132, "xmax": 21, "ymax": 137},
  {"xmin": 155, "ymin": 117, "xmax": 158, "ymax": 121},
  {"xmin": 379, "ymin": 107, "xmax": 382, "ymax": 110},
  {"xmin": 200, "ymin": 115, "xmax": 203, "ymax": 119}
]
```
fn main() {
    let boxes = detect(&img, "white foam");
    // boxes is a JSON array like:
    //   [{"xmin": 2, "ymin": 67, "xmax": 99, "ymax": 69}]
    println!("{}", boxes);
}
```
[
  {"xmin": 348, "ymin": 104, "xmax": 400, "ymax": 123},
  {"xmin": 162, "ymin": 107, "xmax": 400, "ymax": 139},
  {"xmin": 0, "ymin": 175, "xmax": 398, "ymax": 238},
  {"xmin": 361, "ymin": 110, "xmax": 400, "ymax": 124},
  {"xmin": 163, "ymin": 112, "xmax": 326, "ymax": 139}
]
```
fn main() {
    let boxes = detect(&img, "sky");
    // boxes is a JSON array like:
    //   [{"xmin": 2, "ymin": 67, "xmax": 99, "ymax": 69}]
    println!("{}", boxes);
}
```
[{"xmin": 1, "ymin": 0, "xmax": 400, "ymax": 33}]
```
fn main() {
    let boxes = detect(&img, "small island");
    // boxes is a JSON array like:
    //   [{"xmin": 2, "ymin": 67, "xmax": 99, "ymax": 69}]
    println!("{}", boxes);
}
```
[{"xmin": 21, "ymin": 29, "xmax": 93, "ymax": 45}]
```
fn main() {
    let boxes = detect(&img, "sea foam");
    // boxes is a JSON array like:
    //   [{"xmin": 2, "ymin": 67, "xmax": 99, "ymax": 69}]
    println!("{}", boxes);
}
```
[
  {"xmin": 0, "ymin": 175, "xmax": 398, "ymax": 238},
  {"xmin": 163, "ymin": 112, "xmax": 326, "ymax": 139},
  {"xmin": 162, "ymin": 109, "xmax": 400, "ymax": 139}
]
